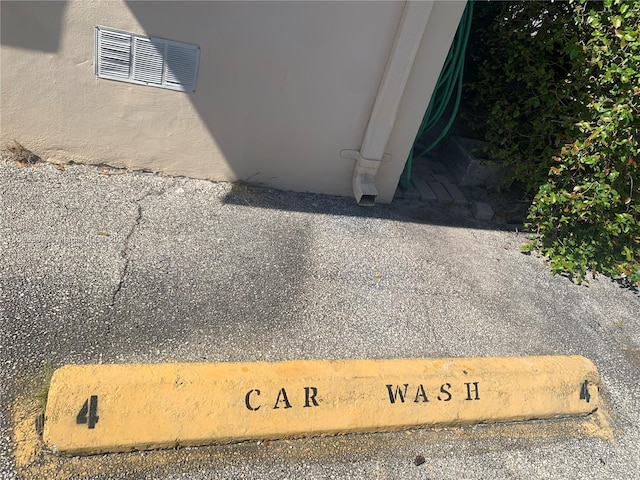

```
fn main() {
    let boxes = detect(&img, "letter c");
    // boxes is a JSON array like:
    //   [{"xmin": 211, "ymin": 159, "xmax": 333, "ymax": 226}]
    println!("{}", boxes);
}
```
[{"xmin": 245, "ymin": 389, "xmax": 261, "ymax": 411}]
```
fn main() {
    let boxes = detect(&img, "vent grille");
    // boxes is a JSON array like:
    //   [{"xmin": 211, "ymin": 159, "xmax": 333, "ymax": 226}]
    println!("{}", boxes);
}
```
[
  {"xmin": 97, "ymin": 30, "xmax": 131, "ymax": 78},
  {"xmin": 95, "ymin": 27, "xmax": 199, "ymax": 92},
  {"xmin": 133, "ymin": 37, "xmax": 164, "ymax": 85},
  {"xmin": 165, "ymin": 43, "xmax": 199, "ymax": 87}
]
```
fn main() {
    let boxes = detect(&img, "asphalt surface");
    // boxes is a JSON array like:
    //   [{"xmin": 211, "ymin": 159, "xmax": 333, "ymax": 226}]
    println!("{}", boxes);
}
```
[{"xmin": 1, "ymin": 159, "xmax": 639, "ymax": 479}]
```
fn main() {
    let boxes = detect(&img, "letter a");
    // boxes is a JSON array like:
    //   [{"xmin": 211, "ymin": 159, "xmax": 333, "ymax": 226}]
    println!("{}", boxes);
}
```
[
  {"xmin": 414, "ymin": 384, "xmax": 429, "ymax": 403},
  {"xmin": 273, "ymin": 388, "xmax": 293, "ymax": 409}
]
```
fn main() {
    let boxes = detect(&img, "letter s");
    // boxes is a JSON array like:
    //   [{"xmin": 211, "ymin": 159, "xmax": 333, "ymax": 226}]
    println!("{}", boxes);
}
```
[{"xmin": 437, "ymin": 383, "xmax": 452, "ymax": 402}]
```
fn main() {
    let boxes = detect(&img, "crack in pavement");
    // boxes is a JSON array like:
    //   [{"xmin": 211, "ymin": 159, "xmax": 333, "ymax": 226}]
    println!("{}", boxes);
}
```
[
  {"xmin": 110, "ymin": 203, "xmax": 142, "ymax": 308},
  {"xmin": 110, "ymin": 186, "xmax": 168, "ymax": 308}
]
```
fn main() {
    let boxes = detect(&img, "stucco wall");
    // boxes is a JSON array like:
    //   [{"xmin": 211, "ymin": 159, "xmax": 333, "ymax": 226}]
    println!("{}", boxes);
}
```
[{"xmin": 1, "ymin": 1, "xmax": 465, "ymax": 202}]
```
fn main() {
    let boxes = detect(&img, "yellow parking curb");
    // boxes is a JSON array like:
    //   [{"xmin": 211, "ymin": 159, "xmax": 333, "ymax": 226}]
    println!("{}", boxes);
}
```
[{"xmin": 43, "ymin": 356, "xmax": 599, "ymax": 455}]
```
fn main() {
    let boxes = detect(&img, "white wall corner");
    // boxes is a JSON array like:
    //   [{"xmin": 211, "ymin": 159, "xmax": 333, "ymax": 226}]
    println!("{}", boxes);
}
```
[
  {"xmin": 376, "ymin": 0, "xmax": 468, "ymax": 204},
  {"xmin": 352, "ymin": 1, "xmax": 434, "ymax": 205}
]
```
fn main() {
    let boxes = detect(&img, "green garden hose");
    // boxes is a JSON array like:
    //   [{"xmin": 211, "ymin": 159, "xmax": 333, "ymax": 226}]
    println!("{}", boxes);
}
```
[{"xmin": 401, "ymin": 0, "xmax": 474, "ymax": 191}]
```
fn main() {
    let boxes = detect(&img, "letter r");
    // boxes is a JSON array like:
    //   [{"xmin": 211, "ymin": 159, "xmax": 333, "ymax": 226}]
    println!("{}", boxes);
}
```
[{"xmin": 304, "ymin": 387, "xmax": 319, "ymax": 407}]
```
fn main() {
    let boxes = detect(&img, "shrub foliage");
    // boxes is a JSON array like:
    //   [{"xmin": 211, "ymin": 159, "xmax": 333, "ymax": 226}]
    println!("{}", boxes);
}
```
[{"xmin": 467, "ymin": 0, "xmax": 639, "ymax": 285}]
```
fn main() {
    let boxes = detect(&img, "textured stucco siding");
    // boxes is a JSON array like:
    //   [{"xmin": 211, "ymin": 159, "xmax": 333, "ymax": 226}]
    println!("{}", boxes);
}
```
[{"xmin": 1, "ymin": 1, "xmax": 465, "ymax": 202}]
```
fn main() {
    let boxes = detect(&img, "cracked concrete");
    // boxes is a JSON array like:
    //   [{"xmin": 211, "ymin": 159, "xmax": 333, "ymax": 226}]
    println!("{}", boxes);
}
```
[
  {"xmin": 110, "ymin": 202, "xmax": 140, "ymax": 307},
  {"xmin": 1, "ymin": 159, "xmax": 639, "ymax": 480},
  {"xmin": 110, "ymin": 187, "xmax": 167, "ymax": 308}
]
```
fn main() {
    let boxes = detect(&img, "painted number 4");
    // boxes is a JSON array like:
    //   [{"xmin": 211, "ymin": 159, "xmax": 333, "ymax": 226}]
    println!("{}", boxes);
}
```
[
  {"xmin": 76, "ymin": 395, "xmax": 99, "ymax": 429},
  {"xmin": 579, "ymin": 380, "xmax": 591, "ymax": 403}
]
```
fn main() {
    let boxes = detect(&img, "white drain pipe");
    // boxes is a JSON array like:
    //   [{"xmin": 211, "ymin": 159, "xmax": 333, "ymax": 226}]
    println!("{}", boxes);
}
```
[{"xmin": 352, "ymin": 1, "xmax": 434, "ymax": 205}]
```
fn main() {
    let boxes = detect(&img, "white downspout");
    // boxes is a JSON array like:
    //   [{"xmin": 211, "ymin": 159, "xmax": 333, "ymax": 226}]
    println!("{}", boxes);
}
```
[{"xmin": 351, "ymin": 1, "xmax": 433, "ymax": 206}]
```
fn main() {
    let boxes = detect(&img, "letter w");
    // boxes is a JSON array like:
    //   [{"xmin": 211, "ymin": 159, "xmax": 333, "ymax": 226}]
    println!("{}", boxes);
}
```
[{"xmin": 386, "ymin": 384, "xmax": 409, "ymax": 404}]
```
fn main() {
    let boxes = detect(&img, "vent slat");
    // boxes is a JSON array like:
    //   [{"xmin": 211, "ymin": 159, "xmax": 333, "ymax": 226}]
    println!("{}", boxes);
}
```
[
  {"xmin": 132, "ymin": 38, "xmax": 164, "ymax": 85},
  {"xmin": 96, "ymin": 28, "xmax": 131, "ymax": 78},
  {"xmin": 165, "ymin": 44, "xmax": 199, "ymax": 87},
  {"xmin": 95, "ymin": 27, "xmax": 199, "ymax": 92}
]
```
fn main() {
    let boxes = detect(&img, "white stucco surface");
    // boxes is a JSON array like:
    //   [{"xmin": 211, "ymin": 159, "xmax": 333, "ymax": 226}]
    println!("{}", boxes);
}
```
[{"xmin": 1, "ymin": 1, "xmax": 465, "ymax": 202}]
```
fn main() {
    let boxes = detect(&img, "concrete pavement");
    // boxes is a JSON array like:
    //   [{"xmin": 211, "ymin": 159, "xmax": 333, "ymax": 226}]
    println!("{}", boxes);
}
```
[{"xmin": 1, "ymin": 158, "xmax": 639, "ymax": 479}]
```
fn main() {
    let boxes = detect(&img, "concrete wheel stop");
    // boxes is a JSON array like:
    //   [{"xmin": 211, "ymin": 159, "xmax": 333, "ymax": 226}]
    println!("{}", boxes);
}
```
[{"xmin": 43, "ymin": 356, "xmax": 599, "ymax": 456}]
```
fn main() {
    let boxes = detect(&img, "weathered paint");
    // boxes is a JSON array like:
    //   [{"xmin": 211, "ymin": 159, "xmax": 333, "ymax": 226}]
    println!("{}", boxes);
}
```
[{"xmin": 43, "ymin": 356, "xmax": 599, "ymax": 455}]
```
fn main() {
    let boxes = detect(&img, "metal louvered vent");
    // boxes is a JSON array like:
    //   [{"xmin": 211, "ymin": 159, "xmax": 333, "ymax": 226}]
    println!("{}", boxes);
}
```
[{"xmin": 95, "ymin": 27, "xmax": 200, "ymax": 93}]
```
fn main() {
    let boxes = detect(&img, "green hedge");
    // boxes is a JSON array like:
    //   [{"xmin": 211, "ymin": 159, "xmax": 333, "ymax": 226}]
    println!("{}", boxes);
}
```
[{"xmin": 467, "ymin": 0, "xmax": 639, "ymax": 286}]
